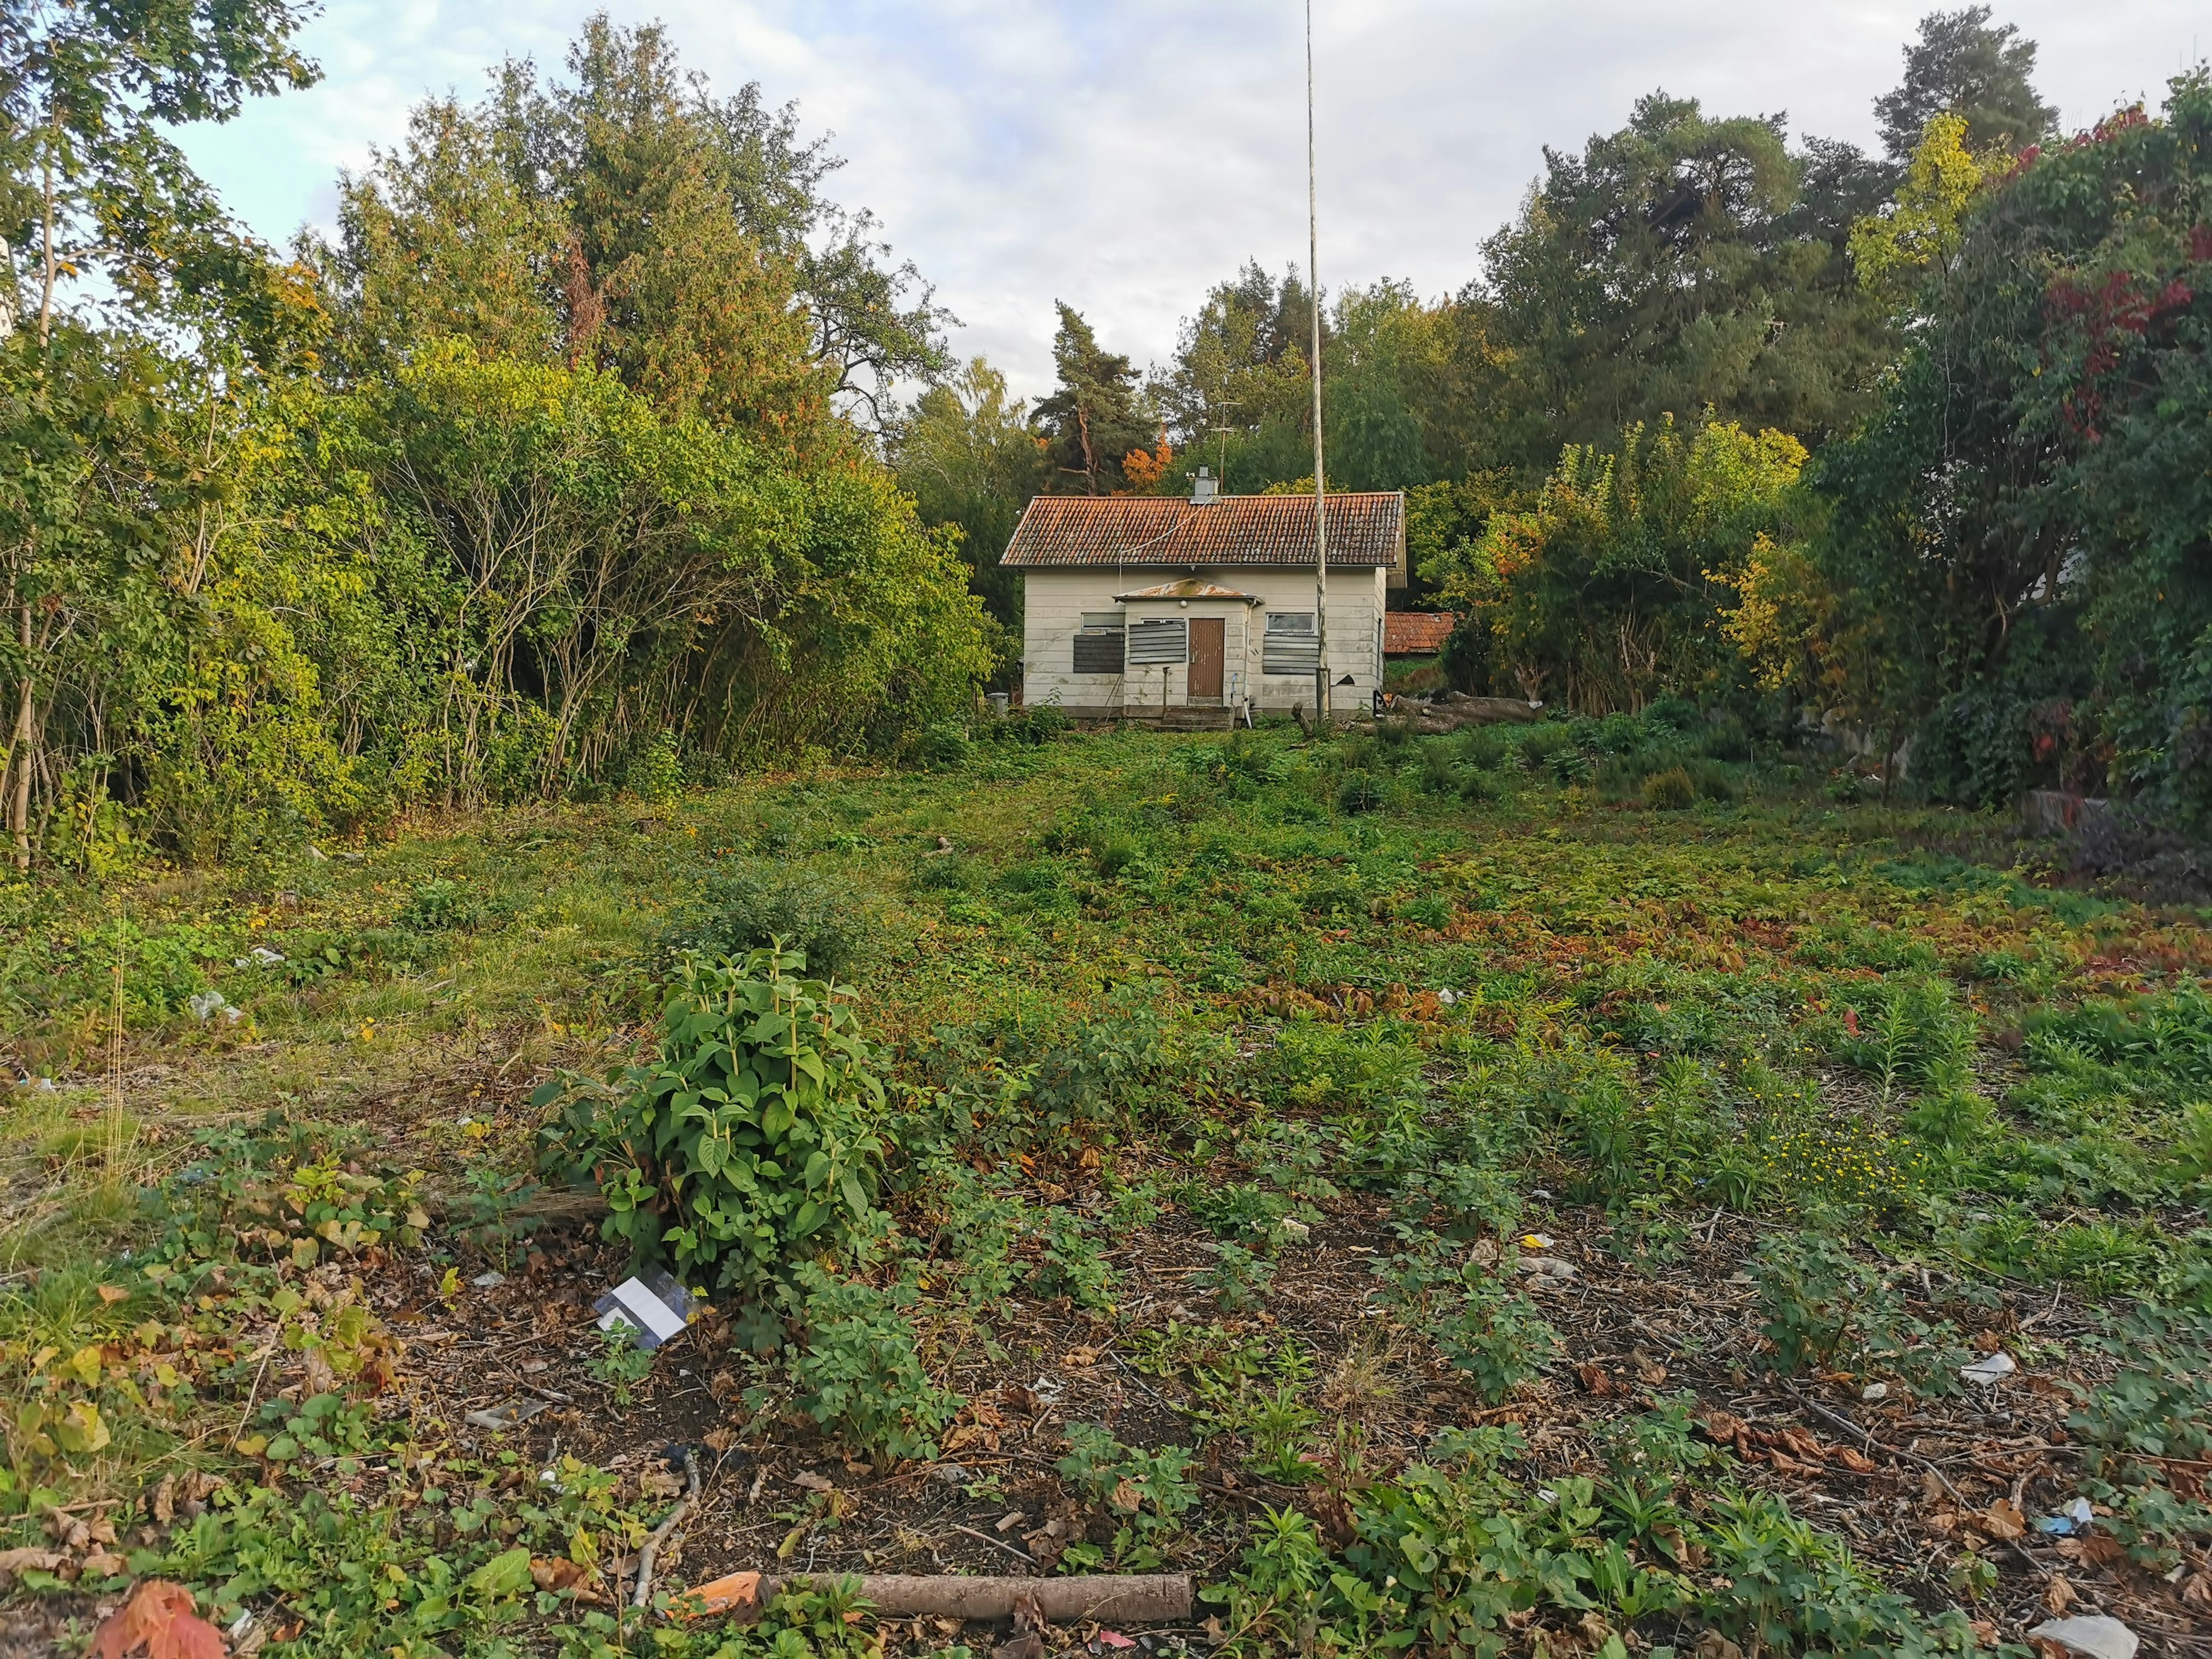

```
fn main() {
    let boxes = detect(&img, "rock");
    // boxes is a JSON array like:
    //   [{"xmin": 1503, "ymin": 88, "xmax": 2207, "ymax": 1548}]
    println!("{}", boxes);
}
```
[{"xmin": 2027, "ymin": 1615, "xmax": 2138, "ymax": 1659}]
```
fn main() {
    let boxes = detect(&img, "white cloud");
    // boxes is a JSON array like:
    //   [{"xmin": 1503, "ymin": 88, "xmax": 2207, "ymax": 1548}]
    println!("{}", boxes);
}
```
[{"xmin": 176, "ymin": 0, "xmax": 2208, "ymax": 400}]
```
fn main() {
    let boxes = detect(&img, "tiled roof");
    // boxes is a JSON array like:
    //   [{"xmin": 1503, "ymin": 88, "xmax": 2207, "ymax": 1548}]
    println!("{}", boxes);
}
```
[
  {"xmin": 1385, "ymin": 611, "xmax": 1459, "ymax": 655},
  {"xmin": 1001, "ymin": 491, "xmax": 1404, "ymax": 570}
]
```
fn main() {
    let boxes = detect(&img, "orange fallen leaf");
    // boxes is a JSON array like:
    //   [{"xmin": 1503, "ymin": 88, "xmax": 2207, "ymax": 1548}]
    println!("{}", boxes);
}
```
[{"xmin": 91, "ymin": 1580, "xmax": 225, "ymax": 1659}]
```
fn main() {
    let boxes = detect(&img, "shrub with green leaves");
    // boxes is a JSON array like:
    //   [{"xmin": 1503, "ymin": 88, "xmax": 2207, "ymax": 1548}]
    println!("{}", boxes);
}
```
[
  {"xmin": 535, "ymin": 946, "xmax": 885, "ymax": 1296},
  {"xmin": 1642, "ymin": 767, "xmax": 1695, "ymax": 809},
  {"xmin": 1751, "ymin": 1231, "xmax": 1966, "ymax": 1391},
  {"xmin": 774, "ymin": 1263, "xmax": 961, "ymax": 1464},
  {"xmin": 660, "ymin": 863, "xmax": 863, "ymax": 978},
  {"xmin": 1056, "ymin": 1423, "xmax": 1199, "ymax": 1566}
]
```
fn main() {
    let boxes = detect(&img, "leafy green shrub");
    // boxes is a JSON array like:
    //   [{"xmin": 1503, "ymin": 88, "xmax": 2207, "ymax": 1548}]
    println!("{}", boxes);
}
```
[
  {"xmin": 1335, "ymin": 770, "xmax": 1386, "ymax": 814},
  {"xmin": 1417, "ymin": 745, "xmax": 1460, "ymax": 796},
  {"xmin": 1547, "ymin": 744, "xmax": 1594, "ymax": 785},
  {"xmin": 624, "ymin": 729, "xmax": 685, "ymax": 803},
  {"xmin": 912, "ymin": 848, "xmax": 986, "ymax": 892},
  {"xmin": 1459, "ymin": 768, "xmax": 1506, "ymax": 805},
  {"xmin": 1455, "ymin": 728, "xmax": 1509, "ymax": 770},
  {"xmin": 1831, "ymin": 976, "xmax": 1975, "ymax": 1100},
  {"xmin": 1056, "ymin": 1424, "xmax": 1199, "ymax": 1565},
  {"xmin": 396, "ymin": 878, "xmax": 486, "ymax": 931},
  {"xmin": 1751, "ymin": 1231, "xmax": 1966, "ymax": 1391},
  {"xmin": 777, "ymin": 1263, "xmax": 961, "ymax": 1463},
  {"xmin": 915, "ymin": 719, "xmax": 974, "ymax": 767},
  {"xmin": 1380, "ymin": 1245, "xmax": 1556, "ymax": 1403},
  {"xmin": 2069, "ymin": 1301, "xmax": 2212, "ymax": 1564},
  {"xmin": 1642, "ymin": 767, "xmax": 1695, "ymax": 809},
  {"xmin": 660, "ymin": 863, "xmax": 863, "ymax": 979},
  {"xmin": 535, "ymin": 947, "xmax": 885, "ymax": 1296},
  {"xmin": 1690, "ymin": 759, "xmax": 1738, "ymax": 801},
  {"xmin": 1200, "ymin": 1241, "xmax": 1276, "ymax": 1309},
  {"xmin": 987, "ymin": 704, "xmax": 1068, "ymax": 745}
]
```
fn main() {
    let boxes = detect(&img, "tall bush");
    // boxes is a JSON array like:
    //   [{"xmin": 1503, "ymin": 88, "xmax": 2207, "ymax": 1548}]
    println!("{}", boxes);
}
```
[{"xmin": 536, "ymin": 945, "xmax": 885, "ymax": 1296}]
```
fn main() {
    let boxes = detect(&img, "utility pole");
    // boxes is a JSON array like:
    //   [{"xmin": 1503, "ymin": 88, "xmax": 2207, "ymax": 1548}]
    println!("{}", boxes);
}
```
[{"xmin": 1305, "ymin": 0, "xmax": 1330, "ymax": 724}]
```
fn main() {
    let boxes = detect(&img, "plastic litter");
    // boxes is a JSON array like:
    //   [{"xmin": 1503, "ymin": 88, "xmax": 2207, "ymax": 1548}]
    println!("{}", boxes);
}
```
[
  {"xmin": 1861, "ymin": 1382, "xmax": 1889, "ymax": 1402},
  {"xmin": 2037, "ymin": 1497, "xmax": 2096, "ymax": 1536},
  {"xmin": 464, "ymin": 1398, "xmax": 550, "ymax": 1432},
  {"xmin": 1960, "ymin": 1351, "xmax": 2017, "ymax": 1385},
  {"xmin": 2025, "ymin": 1615, "xmax": 2138, "ymax": 1659},
  {"xmin": 1516, "ymin": 1255, "xmax": 1577, "ymax": 1282},
  {"xmin": 595, "ymin": 1267, "xmax": 706, "ymax": 1350},
  {"xmin": 187, "ymin": 990, "xmax": 242, "ymax": 1023},
  {"xmin": 1093, "ymin": 1634, "xmax": 1137, "ymax": 1652},
  {"xmin": 1436, "ymin": 987, "xmax": 1459, "ymax": 1006},
  {"xmin": 472, "ymin": 1270, "xmax": 507, "ymax": 1288}
]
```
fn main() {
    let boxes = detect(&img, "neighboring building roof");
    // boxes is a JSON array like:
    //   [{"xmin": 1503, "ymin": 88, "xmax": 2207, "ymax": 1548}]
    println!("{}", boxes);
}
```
[
  {"xmin": 1112, "ymin": 578, "xmax": 1263, "ymax": 603},
  {"xmin": 1385, "ymin": 611, "xmax": 1459, "ymax": 656},
  {"xmin": 1002, "ymin": 491, "xmax": 1405, "ymax": 571}
]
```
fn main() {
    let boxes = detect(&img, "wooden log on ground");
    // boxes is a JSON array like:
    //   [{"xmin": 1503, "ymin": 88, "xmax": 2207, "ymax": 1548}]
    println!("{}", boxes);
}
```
[{"xmin": 677, "ymin": 1570, "xmax": 1192, "ymax": 1625}]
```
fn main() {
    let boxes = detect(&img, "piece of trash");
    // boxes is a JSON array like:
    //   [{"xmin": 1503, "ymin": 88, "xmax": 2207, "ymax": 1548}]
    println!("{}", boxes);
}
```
[
  {"xmin": 307, "ymin": 844, "xmax": 327, "ymax": 861},
  {"xmin": 228, "ymin": 1609, "xmax": 256, "ymax": 1639},
  {"xmin": 1094, "ymin": 1634, "xmax": 1137, "ymax": 1652},
  {"xmin": 187, "ymin": 989, "xmax": 241, "ymax": 1023},
  {"xmin": 1278, "ymin": 1218, "xmax": 1310, "ymax": 1243},
  {"xmin": 1529, "ymin": 1189, "xmax": 1554, "ymax": 1200},
  {"xmin": 595, "ymin": 1267, "xmax": 707, "ymax": 1350},
  {"xmin": 1435, "ymin": 987, "xmax": 1459, "ymax": 1006},
  {"xmin": 676, "ymin": 1569, "xmax": 763, "ymax": 1620},
  {"xmin": 1516, "ymin": 1255, "xmax": 1575, "ymax": 1282},
  {"xmin": 472, "ymin": 1270, "xmax": 506, "ymax": 1289},
  {"xmin": 2025, "ymin": 1615, "xmax": 2138, "ymax": 1659},
  {"xmin": 2037, "ymin": 1497, "xmax": 2096, "ymax": 1536},
  {"xmin": 792, "ymin": 1469, "xmax": 835, "ymax": 1493},
  {"xmin": 1861, "ymin": 1382, "xmax": 1889, "ymax": 1402},
  {"xmin": 1520, "ymin": 1233, "xmax": 1554, "ymax": 1249},
  {"xmin": 1960, "ymin": 1351, "xmax": 2017, "ymax": 1385},
  {"xmin": 1536, "ymin": 1487, "xmax": 1559, "ymax": 1503},
  {"xmin": 1028, "ymin": 1376, "xmax": 1066, "ymax": 1404},
  {"xmin": 464, "ymin": 1399, "xmax": 551, "ymax": 1432},
  {"xmin": 930, "ymin": 1463, "xmax": 968, "ymax": 1487}
]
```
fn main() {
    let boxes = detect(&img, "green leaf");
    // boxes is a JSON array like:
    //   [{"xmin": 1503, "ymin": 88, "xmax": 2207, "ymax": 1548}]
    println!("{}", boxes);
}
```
[{"xmin": 468, "ymin": 1546, "xmax": 534, "ymax": 1599}]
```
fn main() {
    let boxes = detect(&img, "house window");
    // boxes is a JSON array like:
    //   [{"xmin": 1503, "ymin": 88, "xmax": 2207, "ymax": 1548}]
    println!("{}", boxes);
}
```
[
  {"xmin": 1073, "ymin": 613, "xmax": 1124, "ymax": 675},
  {"xmin": 1126, "ymin": 618, "xmax": 1187, "ymax": 667},
  {"xmin": 1262, "ymin": 611, "xmax": 1319, "ymax": 676}
]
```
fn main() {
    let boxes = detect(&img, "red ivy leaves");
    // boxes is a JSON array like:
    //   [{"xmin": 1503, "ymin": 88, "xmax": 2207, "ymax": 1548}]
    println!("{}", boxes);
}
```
[{"xmin": 2043, "ymin": 267, "xmax": 2198, "ymax": 439}]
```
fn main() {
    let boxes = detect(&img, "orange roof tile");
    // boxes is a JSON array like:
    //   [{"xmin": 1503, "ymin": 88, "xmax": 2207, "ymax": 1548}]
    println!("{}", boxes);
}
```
[
  {"xmin": 1384, "ymin": 611, "xmax": 1459, "ymax": 655},
  {"xmin": 1001, "ymin": 491, "xmax": 1404, "ymax": 570}
]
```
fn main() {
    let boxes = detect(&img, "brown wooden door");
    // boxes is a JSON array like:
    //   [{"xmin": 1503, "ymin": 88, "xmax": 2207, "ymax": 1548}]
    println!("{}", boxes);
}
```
[{"xmin": 1188, "ymin": 618, "xmax": 1224, "ymax": 700}]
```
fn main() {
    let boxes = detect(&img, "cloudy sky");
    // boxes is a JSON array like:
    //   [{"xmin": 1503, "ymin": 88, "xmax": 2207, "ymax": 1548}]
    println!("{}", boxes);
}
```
[{"xmin": 178, "ymin": 1, "xmax": 2206, "ymax": 402}]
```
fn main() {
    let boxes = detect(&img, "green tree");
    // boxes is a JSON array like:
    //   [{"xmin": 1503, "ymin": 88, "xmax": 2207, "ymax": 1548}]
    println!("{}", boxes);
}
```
[
  {"xmin": 1816, "ymin": 74, "xmax": 2212, "ymax": 816},
  {"xmin": 1873, "ymin": 6, "xmax": 2056, "ymax": 165},
  {"xmin": 1032, "ymin": 303, "xmax": 1155, "ymax": 495},
  {"xmin": 0, "ymin": 0, "xmax": 321, "ymax": 869},
  {"xmin": 891, "ymin": 356, "xmax": 1043, "ymax": 628},
  {"xmin": 1441, "ymin": 414, "xmax": 1813, "ymax": 712},
  {"xmin": 1478, "ymin": 93, "xmax": 1892, "ymax": 461}
]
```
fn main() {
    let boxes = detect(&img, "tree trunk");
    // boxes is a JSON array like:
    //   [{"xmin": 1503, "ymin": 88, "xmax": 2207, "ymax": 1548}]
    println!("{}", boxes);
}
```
[{"xmin": 10, "ymin": 597, "xmax": 33, "ymax": 872}]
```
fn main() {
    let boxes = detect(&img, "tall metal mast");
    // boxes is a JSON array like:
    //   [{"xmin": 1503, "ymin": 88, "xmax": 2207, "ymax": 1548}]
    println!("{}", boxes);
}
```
[{"xmin": 1305, "ymin": 0, "xmax": 1329, "ymax": 723}]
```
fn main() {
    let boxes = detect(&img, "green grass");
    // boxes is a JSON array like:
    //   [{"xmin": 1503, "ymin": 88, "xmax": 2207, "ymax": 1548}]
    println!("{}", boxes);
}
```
[{"xmin": 3, "ymin": 717, "xmax": 2209, "ymax": 1654}]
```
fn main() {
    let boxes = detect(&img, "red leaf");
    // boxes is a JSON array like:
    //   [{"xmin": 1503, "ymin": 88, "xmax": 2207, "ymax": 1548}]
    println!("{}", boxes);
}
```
[{"xmin": 91, "ymin": 1580, "xmax": 226, "ymax": 1659}]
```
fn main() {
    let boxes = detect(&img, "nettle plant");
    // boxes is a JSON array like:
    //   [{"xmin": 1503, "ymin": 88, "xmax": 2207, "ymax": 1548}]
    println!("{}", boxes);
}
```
[{"xmin": 537, "ymin": 944, "xmax": 885, "ymax": 1295}]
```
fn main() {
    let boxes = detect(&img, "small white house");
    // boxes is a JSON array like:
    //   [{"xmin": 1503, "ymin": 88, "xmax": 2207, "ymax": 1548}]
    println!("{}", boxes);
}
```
[{"xmin": 1002, "ymin": 473, "xmax": 1406, "ymax": 719}]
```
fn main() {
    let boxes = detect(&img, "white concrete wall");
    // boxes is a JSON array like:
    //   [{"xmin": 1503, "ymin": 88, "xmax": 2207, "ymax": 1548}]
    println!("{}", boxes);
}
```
[{"xmin": 1020, "ymin": 567, "xmax": 1387, "ymax": 715}]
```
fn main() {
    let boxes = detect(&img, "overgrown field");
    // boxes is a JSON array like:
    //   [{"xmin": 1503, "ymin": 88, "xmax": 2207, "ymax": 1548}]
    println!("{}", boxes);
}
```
[{"xmin": 3, "ymin": 714, "xmax": 2210, "ymax": 1659}]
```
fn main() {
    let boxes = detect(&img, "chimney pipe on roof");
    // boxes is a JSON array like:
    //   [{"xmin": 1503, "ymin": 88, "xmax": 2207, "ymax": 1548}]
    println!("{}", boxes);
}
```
[{"xmin": 1192, "ymin": 467, "xmax": 1218, "ymax": 506}]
